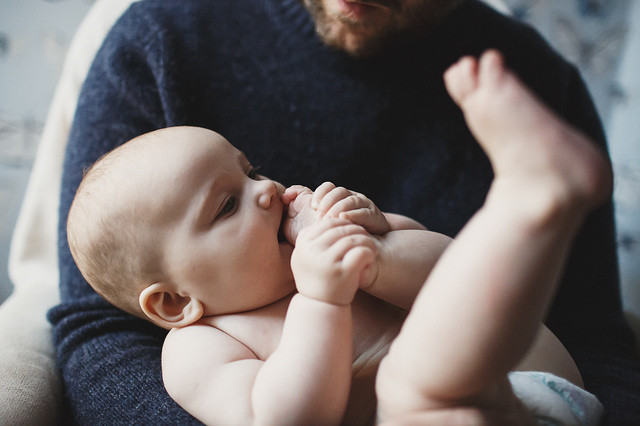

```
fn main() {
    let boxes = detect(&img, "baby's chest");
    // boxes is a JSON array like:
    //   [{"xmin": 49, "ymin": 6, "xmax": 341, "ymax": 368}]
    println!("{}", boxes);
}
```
[{"xmin": 209, "ymin": 292, "xmax": 405, "ymax": 364}]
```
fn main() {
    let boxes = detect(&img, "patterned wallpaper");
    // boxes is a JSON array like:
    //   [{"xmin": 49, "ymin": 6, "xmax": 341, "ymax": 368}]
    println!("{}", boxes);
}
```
[{"xmin": 0, "ymin": 0, "xmax": 638, "ymax": 330}]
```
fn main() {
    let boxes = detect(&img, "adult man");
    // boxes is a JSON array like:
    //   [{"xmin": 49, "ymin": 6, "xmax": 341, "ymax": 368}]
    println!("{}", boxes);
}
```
[{"xmin": 51, "ymin": 0, "xmax": 640, "ymax": 424}]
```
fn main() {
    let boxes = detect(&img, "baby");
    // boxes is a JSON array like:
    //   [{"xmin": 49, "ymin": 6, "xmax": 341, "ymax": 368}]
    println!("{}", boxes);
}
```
[{"xmin": 67, "ymin": 50, "xmax": 608, "ymax": 425}]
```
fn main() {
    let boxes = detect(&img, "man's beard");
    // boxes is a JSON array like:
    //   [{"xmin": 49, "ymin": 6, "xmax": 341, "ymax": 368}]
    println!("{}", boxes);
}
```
[{"xmin": 301, "ymin": 0, "xmax": 464, "ymax": 57}]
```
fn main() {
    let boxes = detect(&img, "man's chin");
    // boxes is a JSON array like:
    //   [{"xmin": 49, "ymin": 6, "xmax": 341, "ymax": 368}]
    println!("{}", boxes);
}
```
[
  {"xmin": 305, "ymin": 0, "xmax": 397, "ymax": 56},
  {"xmin": 301, "ymin": 0, "xmax": 465, "ymax": 57},
  {"xmin": 321, "ymin": 25, "xmax": 393, "ymax": 57}
]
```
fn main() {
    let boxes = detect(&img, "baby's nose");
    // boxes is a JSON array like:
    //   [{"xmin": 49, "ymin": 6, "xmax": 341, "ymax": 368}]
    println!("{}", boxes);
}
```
[{"xmin": 257, "ymin": 180, "xmax": 279, "ymax": 209}]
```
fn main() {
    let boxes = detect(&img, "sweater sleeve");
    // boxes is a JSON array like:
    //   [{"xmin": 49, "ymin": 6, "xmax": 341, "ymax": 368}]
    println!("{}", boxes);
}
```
[{"xmin": 49, "ymin": 8, "xmax": 202, "ymax": 424}]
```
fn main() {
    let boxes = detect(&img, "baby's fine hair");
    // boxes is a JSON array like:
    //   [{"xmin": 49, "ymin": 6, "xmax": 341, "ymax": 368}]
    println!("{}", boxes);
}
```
[{"xmin": 67, "ymin": 136, "xmax": 161, "ymax": 319}]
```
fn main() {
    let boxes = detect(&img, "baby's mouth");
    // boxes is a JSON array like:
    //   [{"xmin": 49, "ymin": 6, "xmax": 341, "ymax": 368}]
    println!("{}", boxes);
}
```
[{"xmin": 278, "ymin": 209, "xmax": 288, "ymax": 244}]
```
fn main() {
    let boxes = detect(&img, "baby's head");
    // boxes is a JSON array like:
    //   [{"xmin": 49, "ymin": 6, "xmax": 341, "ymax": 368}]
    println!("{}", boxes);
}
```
[
  {"xmin": 68, "ymin": 126, "xmax": 295, "ymax": 329},
  {"xmin": 67, "ymin": 131, "xmax": 161, "ymax": 320}
]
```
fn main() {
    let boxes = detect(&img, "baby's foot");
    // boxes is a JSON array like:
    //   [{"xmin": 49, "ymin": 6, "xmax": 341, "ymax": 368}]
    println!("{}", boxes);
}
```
[{"xmin": 444, "ymin": 50, "xmax": 612, "ymax": 224}]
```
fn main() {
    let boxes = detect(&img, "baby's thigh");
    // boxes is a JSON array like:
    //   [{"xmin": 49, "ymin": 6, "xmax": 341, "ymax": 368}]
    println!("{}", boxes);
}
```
[{"xmin": 374, "ymin": 357, "xmax": 533, "ymax": 425}]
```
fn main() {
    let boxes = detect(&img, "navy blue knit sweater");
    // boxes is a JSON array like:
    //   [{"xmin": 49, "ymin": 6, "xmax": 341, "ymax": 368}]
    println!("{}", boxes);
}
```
[{"xmin": 50, "ymin": 0, "xmax": 640, "ymax": 424}]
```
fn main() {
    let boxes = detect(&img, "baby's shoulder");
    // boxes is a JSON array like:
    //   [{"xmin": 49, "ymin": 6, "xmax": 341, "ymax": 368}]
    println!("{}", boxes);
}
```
[
  {"xmin": 168, "ymin": 298, "xmax": 291, "ymax": 361},
  {"xmin": 163, "ymin": 323, "xmax": 255, "ymax": 362},
  {"xmin": 161, "ymin": 323, "xmax": 259, "ymax": 415}
]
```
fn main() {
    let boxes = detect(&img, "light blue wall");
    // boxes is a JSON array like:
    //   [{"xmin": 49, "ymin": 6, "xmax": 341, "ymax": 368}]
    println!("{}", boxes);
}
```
[
  {"xmin": 0, "ymin": 0, "xmax": 93, "ymax": 302},
  {"xmin": 607, "ymin": 0, "xmax": 640, "ymax": 331}
]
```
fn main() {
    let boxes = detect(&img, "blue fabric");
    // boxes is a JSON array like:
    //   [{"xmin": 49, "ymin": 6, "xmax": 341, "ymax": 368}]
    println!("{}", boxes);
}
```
[{"xmin": 48, "ymin": 0, "xmax": 640, "ymax": 424}]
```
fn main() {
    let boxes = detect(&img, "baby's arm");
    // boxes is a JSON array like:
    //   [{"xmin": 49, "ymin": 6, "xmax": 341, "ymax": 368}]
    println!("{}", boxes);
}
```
[
  {"xmin": 162, "ymin": 218, "xmax": 376, "ymax": 425},
  {"xmin": 163, "ymin": 301, "xmax": 354, "ymax": 425},
  {"xmin": 362, "ymin": 229, "xmax": 451, "ymax": 311},
  {"xmin": 257, "ymin": 218, "xmax": 377, "ymax": 424}
]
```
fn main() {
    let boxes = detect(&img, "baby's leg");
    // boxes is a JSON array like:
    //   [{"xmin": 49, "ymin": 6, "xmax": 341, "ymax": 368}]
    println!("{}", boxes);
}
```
[{"xmin": 376, "ymin": 50, "xmax": 612, "ymax": 421}]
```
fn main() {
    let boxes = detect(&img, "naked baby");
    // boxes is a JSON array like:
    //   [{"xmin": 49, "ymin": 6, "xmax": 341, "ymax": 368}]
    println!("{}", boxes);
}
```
[{"xmin": 67, "ymin": 51, "xmax": 609, "ymax": 425}]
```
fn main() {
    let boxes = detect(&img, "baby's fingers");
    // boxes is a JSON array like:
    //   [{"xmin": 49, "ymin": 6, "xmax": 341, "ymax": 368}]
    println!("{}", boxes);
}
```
[
  {"xmin": 312, "ymin": 182, "xmax": 337, "ymax": 210},
  {"xmin": 342, "ymin": 244, "xmax": 376, "ymax": 270},
  {"xmin": 338, "ymin": 207, "xmax": 381, "ymax": 227},
  {"xmin": 331, "ymin": 232, "xmax": 377, "ymax": 260},
  {"xmin": 316, "ymin": 185, "xmax": 356, "ymax": 215},
  {"xmin": 282, "ymin": 185, "xmax": 311, "ymax": 205},
  {"xmin": 298, "ymin": 216, "xmax": 349, "ymax": 241},
  {"xmin": 325, "ymin": 195, "xmax": 369, "ymax": 219}
]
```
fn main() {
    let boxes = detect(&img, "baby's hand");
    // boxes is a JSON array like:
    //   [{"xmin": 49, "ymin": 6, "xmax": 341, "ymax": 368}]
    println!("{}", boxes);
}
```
[
  {"xmin": 312, "ymin": 182, "xmax": 390, "ymax": 236},
  {"xmin": 281, "ymin": 185, "xmax": 318, "ymax": 245},
  {"xmin": 282, "ymin": 182, "xmax": 390, "ymax": 245},
  {"xmin": 291, "ymin": 217, "xmax": 377, "ymax": 306}
]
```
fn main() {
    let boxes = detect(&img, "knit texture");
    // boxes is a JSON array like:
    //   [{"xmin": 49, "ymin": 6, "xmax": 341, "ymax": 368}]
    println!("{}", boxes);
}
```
[{"xmin": 49, "ymin": 0, "xmax": 640, "ymax": 424}]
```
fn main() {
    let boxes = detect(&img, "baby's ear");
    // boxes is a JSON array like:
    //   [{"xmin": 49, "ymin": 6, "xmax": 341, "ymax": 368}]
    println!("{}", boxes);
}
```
[{"xmin": 139, "ymin": 283, "xmax": 203, "ymax": 329}]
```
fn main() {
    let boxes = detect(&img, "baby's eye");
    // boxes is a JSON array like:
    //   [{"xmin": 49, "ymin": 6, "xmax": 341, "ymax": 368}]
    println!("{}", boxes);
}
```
[
  {"xmin": 248, "ymin": 166, "xmax": 261, "ymax": 180},
  {"xmin": 220, "ymin": 196, "xmax": 237, "ymax": 217}
]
